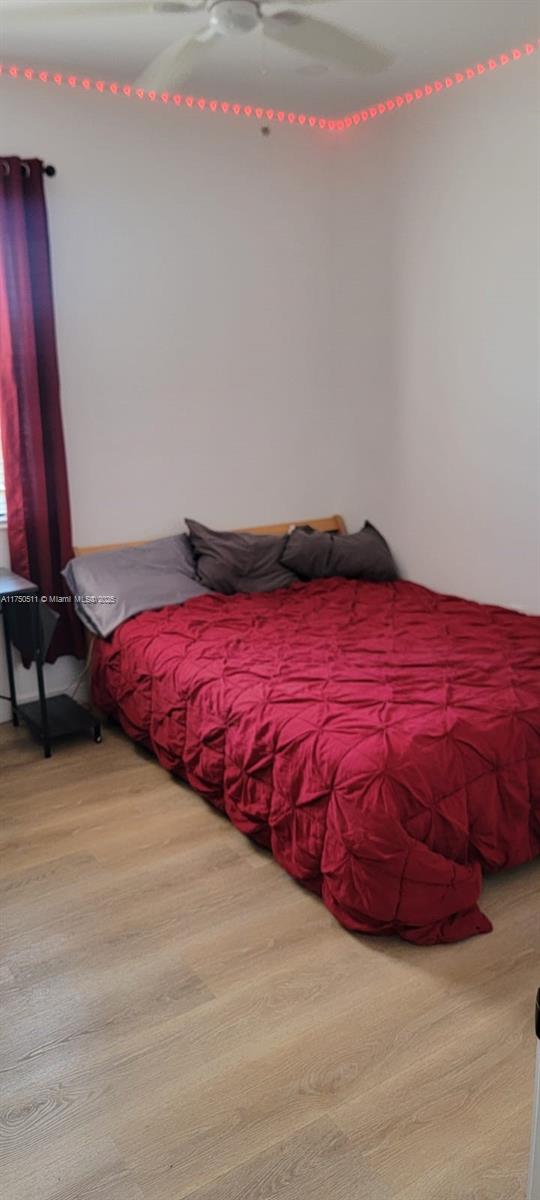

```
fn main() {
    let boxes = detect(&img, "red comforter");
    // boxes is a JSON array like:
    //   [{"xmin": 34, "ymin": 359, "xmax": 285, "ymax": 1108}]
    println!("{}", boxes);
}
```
[{"xmin": 92, "ymin": 578, "xmax": 540, "ymax": 944}]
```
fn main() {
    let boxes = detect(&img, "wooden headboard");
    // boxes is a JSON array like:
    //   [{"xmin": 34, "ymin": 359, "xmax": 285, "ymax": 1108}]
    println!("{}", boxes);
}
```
[{"xmin": 74, "ymin": 515, "xmax": 346, "ymax": 557}]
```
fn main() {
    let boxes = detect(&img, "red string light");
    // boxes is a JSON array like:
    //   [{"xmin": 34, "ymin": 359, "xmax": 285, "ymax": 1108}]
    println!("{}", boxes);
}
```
[
  {"xmin": 0, "ymin": 40, "xmax": 537, "ymax": 134},
  {"xmin": 345, "ymin": 40, "xmax": 539, "ymax": 126}
]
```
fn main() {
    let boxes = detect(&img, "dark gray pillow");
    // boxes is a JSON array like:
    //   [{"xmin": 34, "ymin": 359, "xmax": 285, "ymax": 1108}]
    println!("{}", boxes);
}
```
[
  {"xmin": 281, "ymin": 521, "xmax": 398, "ymax": 582},
  {"xmin": 62, "ymin": 534, "xmax": 208, "ymax": 637},
  {"xmin": 185, "ymin": 520, "xmax": 297, "ymax": 594}
]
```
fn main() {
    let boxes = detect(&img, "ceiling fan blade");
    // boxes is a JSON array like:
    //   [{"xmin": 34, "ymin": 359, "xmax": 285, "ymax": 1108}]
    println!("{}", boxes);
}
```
[
  {"xmin": 135, "ymin": 27, "xmax": 219, "ymax": 90},
  {"xmin": 263, "ymin": 12, "xmax": 393, "ymax": 74},
  {"xmin": 2, "ymin": 1, "xmax": 203, "ymax": 18}
]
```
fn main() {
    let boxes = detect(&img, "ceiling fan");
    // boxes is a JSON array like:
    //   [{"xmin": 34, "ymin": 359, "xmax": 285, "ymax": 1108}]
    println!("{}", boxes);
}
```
[{"xmin": 7, "ymin": 1, "xmax": 394, "ymax": 90}]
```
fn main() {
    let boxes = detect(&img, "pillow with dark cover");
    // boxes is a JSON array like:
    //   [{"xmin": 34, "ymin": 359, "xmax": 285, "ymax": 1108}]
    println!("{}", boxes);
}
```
[
  {"xmin": 186, "ymin": 519, "xmax": 297, "ymax": 594},
  {"xmin": 281, "ymin": 521, "xmax": 398, "ymax": 581}
]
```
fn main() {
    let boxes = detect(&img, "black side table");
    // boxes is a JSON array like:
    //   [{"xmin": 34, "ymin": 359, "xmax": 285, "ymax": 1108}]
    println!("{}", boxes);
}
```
[{"xmin": 0, "ymin": 567, "xmax": 101, "ymax": 758}]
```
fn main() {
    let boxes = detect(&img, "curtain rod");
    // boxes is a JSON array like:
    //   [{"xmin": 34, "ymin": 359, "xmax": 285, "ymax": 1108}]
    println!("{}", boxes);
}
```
[{"xmin": 0, "ymin": 159, "xmax": 56, "ymax": 177}]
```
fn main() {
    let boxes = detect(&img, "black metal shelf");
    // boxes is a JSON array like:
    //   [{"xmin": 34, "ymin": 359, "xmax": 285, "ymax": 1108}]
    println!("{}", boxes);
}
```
[
  {"xmin": 1, "ymin": 566, "xmax": 102, "ymax": 758},
  {"xmin": 17, "ymin": 694, "xmax": 102, "ymax": 749}
]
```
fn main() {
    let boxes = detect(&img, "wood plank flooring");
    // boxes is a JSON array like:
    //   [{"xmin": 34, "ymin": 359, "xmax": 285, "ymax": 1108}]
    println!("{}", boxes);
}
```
[{"xmin": 1, "ymin": 721, "xmax": 538, "ymax": 1199}]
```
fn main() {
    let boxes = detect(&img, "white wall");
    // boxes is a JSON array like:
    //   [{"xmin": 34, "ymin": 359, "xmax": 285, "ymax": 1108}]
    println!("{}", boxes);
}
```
[
  {"xmin": 335, "ymin": 55, "xmax": 540, "ymax": 612},
  {"xmin": 329, "ymin": 119, "xmax": 397, "ymax": 535},
  {"xmin": 0, "ymin": 79, "xmax": 358, "ymax": 548},
  {"xmin": 0, "ymin": 79, "xmax": 378, "ymax": 721}
]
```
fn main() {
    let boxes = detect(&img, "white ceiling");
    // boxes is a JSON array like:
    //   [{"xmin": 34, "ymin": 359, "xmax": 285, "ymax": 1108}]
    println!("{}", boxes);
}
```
[{"xmin": 1, "ymin": 0, "xmax": 538, "ymax": 114}]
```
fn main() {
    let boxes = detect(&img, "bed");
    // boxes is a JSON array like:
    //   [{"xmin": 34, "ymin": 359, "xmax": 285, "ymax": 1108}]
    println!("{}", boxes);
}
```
[{"xmin": 79, "ymin": 517, "xmax": 540, "ymax": 946}]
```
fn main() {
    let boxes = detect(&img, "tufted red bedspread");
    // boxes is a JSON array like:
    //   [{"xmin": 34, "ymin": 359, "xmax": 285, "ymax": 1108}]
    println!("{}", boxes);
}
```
[{"xmin": 91, "ymin": 578, "xmax": 540, "ymax": 944}]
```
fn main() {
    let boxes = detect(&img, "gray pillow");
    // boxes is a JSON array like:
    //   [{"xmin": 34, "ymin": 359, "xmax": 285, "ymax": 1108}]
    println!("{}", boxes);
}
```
[
  {"xmin": 62, "ymin": 534, "xmax": 208, "ymax": 637},
  {"xmin": 186, "ymin": 519, "xmax": 297, "ymax": 594},
  {"xmin": 281, "ymin": 521, "xmax": 398, "ymax": 582}
]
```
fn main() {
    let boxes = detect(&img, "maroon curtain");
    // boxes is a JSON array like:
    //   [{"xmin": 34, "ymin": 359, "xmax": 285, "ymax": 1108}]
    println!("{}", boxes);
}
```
[{"xmin": 0, "ymin": 156, "xmax": 84, "ymax": 661}]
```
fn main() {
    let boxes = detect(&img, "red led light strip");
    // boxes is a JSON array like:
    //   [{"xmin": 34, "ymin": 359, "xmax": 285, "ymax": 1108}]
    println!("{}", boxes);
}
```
[
  {"xmin": 343, "ymin": 39, "xmax": 539, "ymax": 128},
  {"xmin": 0, "ymin": 39, "xmax": 538, "ymax": 134}
]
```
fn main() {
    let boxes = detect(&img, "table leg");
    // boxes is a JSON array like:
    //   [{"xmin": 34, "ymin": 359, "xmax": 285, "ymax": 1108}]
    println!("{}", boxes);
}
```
[
  {"xmin": 2, "ymin": 606, "xmax": 19, "ymax": 726},
  {"xmin": 34, "ymin": 602, "xmax": 51, "ymax": 759}
]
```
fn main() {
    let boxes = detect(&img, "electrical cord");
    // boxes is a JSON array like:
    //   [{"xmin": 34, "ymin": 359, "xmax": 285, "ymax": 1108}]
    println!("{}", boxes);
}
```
[
  {"xmin": 66, "ymin": 644, "xmax": 93, "ymax": 699},
  {"xmin": 1, "ymin": 641, "xmax": 93, "ymax": 706}
]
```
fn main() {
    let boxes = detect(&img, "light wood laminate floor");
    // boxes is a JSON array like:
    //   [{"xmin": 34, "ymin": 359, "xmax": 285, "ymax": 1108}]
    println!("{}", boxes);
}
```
[{"xmin": 1, "ymin": 721, "xmax": 538, "ymax": 1200}]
